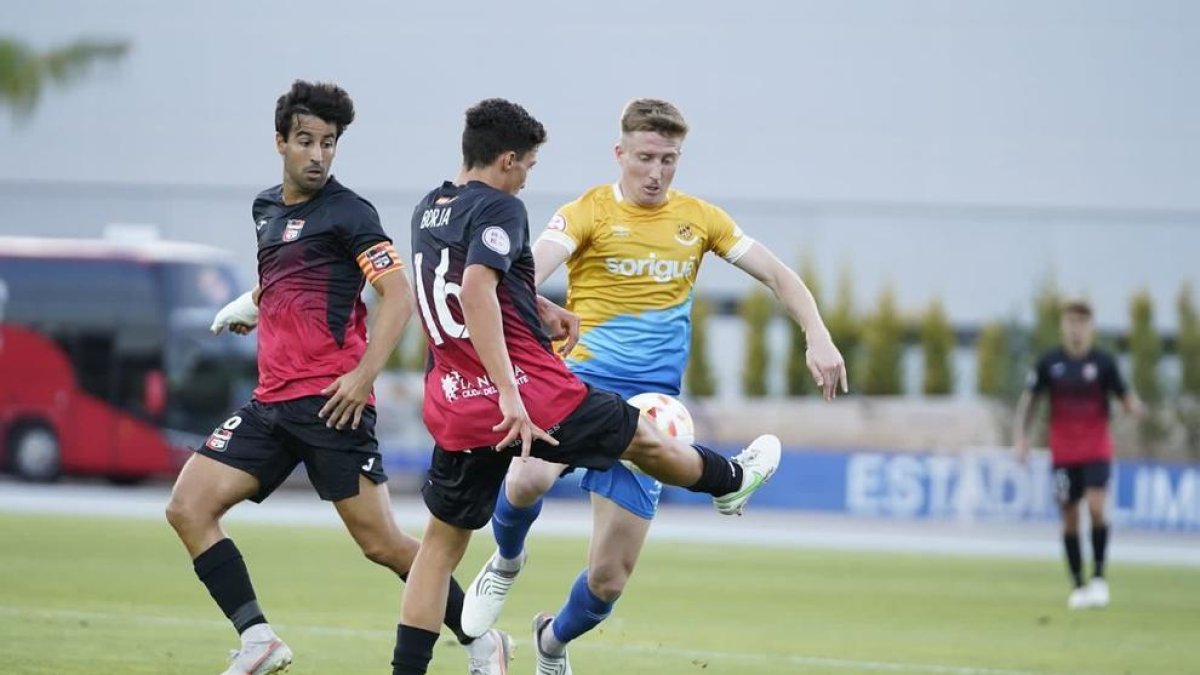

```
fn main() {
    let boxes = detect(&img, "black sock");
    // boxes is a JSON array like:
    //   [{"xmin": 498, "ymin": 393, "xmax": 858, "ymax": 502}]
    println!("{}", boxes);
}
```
[
  {"xmin": 1063, "ymin": 532, "xmax": 1084, "ymax": 588},
  {"xmin": 193, "ymin": 538, "xmax": 266, "ymax": 634},
  {"xmin": 444, "ymin": 576, "xmax": 473, "ymax": 644},
  {"xmin": 1092, "ymin": 524, "xmax": 1109, "ymax": 578},
  {"xmin": 397, "ymin": 572, "xmax": 473, "ymax": 645},
  {"xmin": 392, "ymin": 624, "xmax": 438, "ymax": 675},
  {"xmin": 686, "ymin": 444, "xmax": 744, "ymax": 496}
]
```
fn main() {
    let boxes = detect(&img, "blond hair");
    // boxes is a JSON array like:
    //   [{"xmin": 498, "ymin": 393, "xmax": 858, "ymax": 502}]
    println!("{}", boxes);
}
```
[{"xmin": 620, "ymin": 98, "xmax": 688, "ymax": 138}]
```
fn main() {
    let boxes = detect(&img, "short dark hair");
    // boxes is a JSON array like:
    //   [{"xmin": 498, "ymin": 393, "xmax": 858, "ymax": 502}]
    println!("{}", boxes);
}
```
[
  {"xmin": 461, "ymin": 98, "xmax": 546, "ymax": 169},
  {"xmin": 1062, "ymin": 299, "xmax": 1094, "ymax": 319},
  {"xmin": 275, "ymin": 80, "xmax": 355, "ymax": 140}
]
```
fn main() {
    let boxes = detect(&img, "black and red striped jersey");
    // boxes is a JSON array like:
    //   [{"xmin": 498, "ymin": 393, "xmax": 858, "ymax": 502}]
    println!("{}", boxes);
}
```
[
  {"xmin": 252, "ymin": 177, "xmax": 401, "ymax": 402},
  {"xmin": 411, "ymin": 180, "xmax": 587, "ymax": 450},
  {"xmin": 1029, "ymin": 347, "xmax": 1128, "ymax": 465}
]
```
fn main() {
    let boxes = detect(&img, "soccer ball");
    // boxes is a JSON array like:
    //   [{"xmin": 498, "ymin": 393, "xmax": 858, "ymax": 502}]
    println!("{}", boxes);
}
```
[
  {"xmin": 628, "ymin": 392, "xmax": 696, "ymax": 443},
  {"xmin": 622, "ymin": 393, "xmax": 696, "ymax": 475}
]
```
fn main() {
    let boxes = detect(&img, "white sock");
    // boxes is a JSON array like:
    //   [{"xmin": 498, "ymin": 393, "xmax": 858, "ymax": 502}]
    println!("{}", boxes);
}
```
[
  {"xmin": 493, "ymin": 550, "xmax": 524, "ymax": 573},
  {"xmin": 540, "ymin": 620, "xmax": 567, "ymax": 656},
  {"xmin": 240, "ymin": 623, "xmax": 276, "ymax": 645}
]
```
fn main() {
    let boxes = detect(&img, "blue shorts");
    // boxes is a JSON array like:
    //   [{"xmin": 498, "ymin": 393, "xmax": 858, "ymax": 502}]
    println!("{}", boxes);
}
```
[{"xmin": 574, "ymin": 373, "xmax": 674, "ymax": 520}]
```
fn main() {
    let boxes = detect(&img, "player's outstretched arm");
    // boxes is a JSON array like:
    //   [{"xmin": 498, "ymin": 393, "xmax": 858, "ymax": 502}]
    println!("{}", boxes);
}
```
[
  {"xmin": 318, "ymin": 268, "xmax": 412, "ymax": 430},
  {"xmin": 532, "ymin": 237, "xmax": 571, "ymax": 287},
  {"xmin": 531, "ymin": 238, "xmax": 580, "ymax": 355},
  {"xmin": 733, "ymin": 242, "xmax": 848, "ymax": 400},
  {"xmin": 461, "ymin": 264, "xmax": 558, "ymax": 458}
]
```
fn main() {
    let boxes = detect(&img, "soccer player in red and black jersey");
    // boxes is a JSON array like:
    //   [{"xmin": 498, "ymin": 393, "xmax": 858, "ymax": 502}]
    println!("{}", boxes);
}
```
[
  {"xmin": 165, "ymin": 81, "xmax": 507, "ymax": 675},
  {"xmin": 390, "ymin": 98, "xmax": 781, "ymax": 675},
  {"xmin": 1015, "ymin": 299, "xmax": 1144, "ymax": 610}
]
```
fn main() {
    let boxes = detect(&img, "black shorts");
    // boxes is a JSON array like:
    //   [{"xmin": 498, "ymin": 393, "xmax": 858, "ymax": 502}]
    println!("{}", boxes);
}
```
[
  {"xmin": 422, "ymin": 386, "xmax": 640, "ymax": 530},
  {"xmin": 195, "ymin": 397, "xmax": 386, "ymax": 503},
  {"xmin": 1053, "ymin": 460, "xmax": 1111, "ymax": 505}
]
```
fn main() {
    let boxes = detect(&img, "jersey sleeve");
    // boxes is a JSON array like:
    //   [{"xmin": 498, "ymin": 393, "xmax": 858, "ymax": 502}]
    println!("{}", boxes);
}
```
[
  {"xmin": 466, "ymin": 195, "xmax": 527, "ymax": 274},
  {"xmin": 704, "ymin": 202, "xmax": 755, "ymax": 263},
  {"xmin": 1027, "ymin": 355, "xmax": 1050, "ymax": 394},
  {"xmin": 1102, "ymin": 352, "xmax": 1129, "ymax": 398},
  {"xmin": 337, "ymin": 198, "xmax": 403, "ymax": 283},
  {"xmin": 535, "ymin": 199, "xmax": 592, "ymax": 257}
]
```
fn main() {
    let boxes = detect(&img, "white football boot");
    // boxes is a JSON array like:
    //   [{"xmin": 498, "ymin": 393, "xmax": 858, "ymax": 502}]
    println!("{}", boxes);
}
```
[
  {"xmin": 713, "ymin": 435, "xmax": 782, "ymax": 516},
  {"xmin": 221, "ymin": 638, "xmax": 292, "ymax": 675},
  {"xmin": 1087, "ymin": 577, "xmax": 1110, "ymax": 608},
  {"xmin": 465, "ymin": 628, "xmax": 514, "ymax": 675},
  {"xmin": 1067, "ymin": 586, "xmax": 1092, "ymax": 610},
  {"xmin": 461, "ymin": 549, "xmax": 527, "ymax": 638}
]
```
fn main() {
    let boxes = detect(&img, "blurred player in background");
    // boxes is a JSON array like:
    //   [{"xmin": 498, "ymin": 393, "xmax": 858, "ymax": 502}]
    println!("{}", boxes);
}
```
[
  {"xmin": 1015, "ymin": 299, "xmax": 1144, "ymax": 610},
  {"xmin": 165, "ymin": 80, "xmax": 505, "ymax": 675},
  {"xmin": 460, "ymin": 98, "xmax": 847, "ymax": 673},
  {"xmin": 391, "ymin": 98, "xmax": 780, "ymax": 675}
]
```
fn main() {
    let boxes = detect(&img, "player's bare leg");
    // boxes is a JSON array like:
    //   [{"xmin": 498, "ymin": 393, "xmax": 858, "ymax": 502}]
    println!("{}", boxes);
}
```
[
  {"xmin": 537, "ymin": 495, "xmax": 651, "ymax": 672},
  {"xmin": 334, "ymin": 476, "xmax": 422, "ymax": 570},
  {"xmin": 622, "ymin": 418, "xmax": 781, "ymax": 515},
  {"xmin": 462, "ymin": 458, "xmax": 563, "ymax": 637},
  {"xmin": 1060, "ymin": 498, "xmax": 1090, "ymax": 609},
  {"xmin": 1084, "ymin": 486, "xmax": 1110, "ymax": 607},
  {"xmin": 334, "ymin": 476, "xmax": 506, "ymax": 668},
  {"xmin": 166, "ymin": 454, "xmax": 293, "ymax": 674},
  {"xmin": 166, "ymin": 453, "xmax": 258, "ymax": 556},
  {"xmin": 393, "ymin": 517, "xmax": 474, "ymax": 675}
]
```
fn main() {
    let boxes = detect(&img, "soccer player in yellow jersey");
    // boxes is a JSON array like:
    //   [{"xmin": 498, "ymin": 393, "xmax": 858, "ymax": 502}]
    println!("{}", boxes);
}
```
[{"xmin": 462, "ymin": 99, "xmax": 848, "ymax": 673}]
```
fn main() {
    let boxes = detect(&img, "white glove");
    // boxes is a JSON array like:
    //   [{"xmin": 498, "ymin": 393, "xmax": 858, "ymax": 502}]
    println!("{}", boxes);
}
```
[{"xmin": 210, "ymin": 290, "xmax": 259, "ymax": 335}]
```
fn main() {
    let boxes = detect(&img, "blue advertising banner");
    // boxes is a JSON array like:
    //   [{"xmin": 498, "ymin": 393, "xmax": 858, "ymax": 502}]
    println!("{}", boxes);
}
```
[
  {"xmin": 658, "ymin": 447, "xmax": 1200, "ymax": 532},
  {"xmin": 384, "ymin": 445, "xmax": 1200, "ymax": 532}
]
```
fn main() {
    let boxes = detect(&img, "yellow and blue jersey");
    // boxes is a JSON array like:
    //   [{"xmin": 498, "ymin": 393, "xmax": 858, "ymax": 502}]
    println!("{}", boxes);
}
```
[{"xmin": 537, "ymin": 183, "xmax": 754, "ymax": 397}]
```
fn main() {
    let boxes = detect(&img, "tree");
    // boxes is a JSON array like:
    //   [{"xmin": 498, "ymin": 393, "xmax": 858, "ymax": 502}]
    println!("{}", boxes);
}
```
[
  {"xmin": 1031, "ymin": 278, "xmax": 1062, "ymax": 356},
  {"xmin": 861, "ymin": 287, "xmax": 905, "ymax": 395},
  {"xmin": 919, "ymin": 299, "xmax": 955, "ymax": 395},
  {"xmin": 1178, "ymin": 285, "xmax": 1200, "ymax": 396},
  {"xmin": 741, "ymin": 289, "xmax": 773, "ymax": 397},
  {"xmin": 786, "ymin": 253, "xmax": 821, "ymax": 396},
  {"xmin": 976, "ymin": 322, "xmax": 1011, "ymax": 398},
  {"xmin": 1129, "ymin": 290, "xmax": 1164, "ymax": 454},
  {"xmin": 1176, "ymin": 284, "xmax": 1200, "ymax": 459},
  {"xmin": 686, "ymin": 295, "xmax": 717, "ymax": 397},
  {"xmin": 1, "ymin": 37, "xmax": 130, "ymax": 121}
]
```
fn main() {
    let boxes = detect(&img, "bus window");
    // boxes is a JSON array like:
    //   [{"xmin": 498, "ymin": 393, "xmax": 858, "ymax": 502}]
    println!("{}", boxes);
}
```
[{"xmin": 0, "ymin": 257, "xmax": 165, "ymax": 416}]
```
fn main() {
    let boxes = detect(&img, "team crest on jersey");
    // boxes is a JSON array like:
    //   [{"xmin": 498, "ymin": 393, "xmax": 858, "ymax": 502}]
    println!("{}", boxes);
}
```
[
  {"xmin": 1083, "ymin": 362, "xmax": 1098, "ymax": 382},
  {"xmin": 283, "ymin": 219, "xmax": 305, "ymax": 242},
  {"xmin": 675, "ymin": 222, "xmax": 699, "ymax": 246}
]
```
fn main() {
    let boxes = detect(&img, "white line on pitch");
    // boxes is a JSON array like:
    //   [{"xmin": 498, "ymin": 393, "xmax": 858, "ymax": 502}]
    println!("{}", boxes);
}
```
[{"xmin": 0, "ymin": 605, "xmax": 1049, "ymax": 675}]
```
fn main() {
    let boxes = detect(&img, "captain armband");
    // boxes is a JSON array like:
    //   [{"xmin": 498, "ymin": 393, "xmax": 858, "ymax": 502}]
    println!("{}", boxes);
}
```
[{"xmin": 357, "ymin": 241, "xmax": 404, "ymax": 283}]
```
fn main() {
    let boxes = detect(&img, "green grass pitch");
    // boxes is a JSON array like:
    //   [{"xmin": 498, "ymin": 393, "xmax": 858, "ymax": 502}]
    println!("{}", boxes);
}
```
[{"xmin": 0, "ymin": 513, "xmax": 1196, "ymax": 674}]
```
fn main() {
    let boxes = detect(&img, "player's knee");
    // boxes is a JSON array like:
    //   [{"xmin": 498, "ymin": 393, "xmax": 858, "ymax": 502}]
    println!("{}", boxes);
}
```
[
  {"xmin": 164, "ymin": 495, "xmax": 211, "ymax": 534},
  {"xmin": 357, "ymin": 529, "xmax": 418, "ymax": 571},
  {"xmin": 622, "ymin": 420, "xmax": 668, "ymax": 465},
  {"xmin": 507, "ymin": 471, "xmax": 555, "ymax": 505},
  {"xmin": 361, "ymin": 542, "xmax": 406, "ymax": 570},
  {"xmin": 587, "ymin": 563, "xmax": 631, "ymax": 603}
]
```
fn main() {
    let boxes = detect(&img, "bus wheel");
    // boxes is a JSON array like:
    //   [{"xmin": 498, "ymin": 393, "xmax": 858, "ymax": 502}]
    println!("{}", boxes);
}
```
[{"xmin": 9, "ymin": 425, "xmax": 61, "ymax": 482}]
